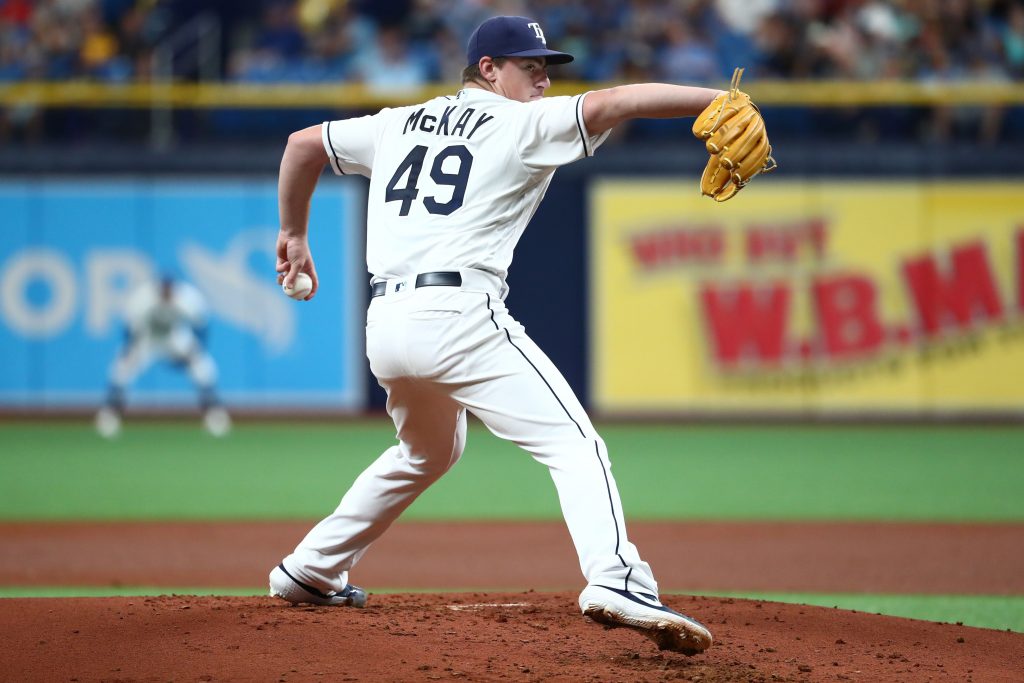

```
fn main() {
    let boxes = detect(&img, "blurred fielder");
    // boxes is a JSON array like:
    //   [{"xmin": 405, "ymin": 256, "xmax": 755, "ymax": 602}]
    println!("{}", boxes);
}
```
[
  {"xmin": 95, "ymin": 276, "xmax": 231, "ymax": 438},
  {"xmin": 268, "ymin": 15, "xmax": 772, "ymax": 655}
]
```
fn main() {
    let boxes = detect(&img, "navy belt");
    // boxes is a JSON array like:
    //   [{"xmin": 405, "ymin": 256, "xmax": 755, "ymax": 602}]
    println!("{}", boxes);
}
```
[{"xmin": 371, "ymin": 271, "xmax": 463, "ymax": 297}]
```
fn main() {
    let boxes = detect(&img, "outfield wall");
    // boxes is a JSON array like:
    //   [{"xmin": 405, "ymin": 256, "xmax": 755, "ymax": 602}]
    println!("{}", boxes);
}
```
[
  {"xmin": 589, "ymin": 180, "xmax": 1024, "ymax": 417},
  {"xmin": 0, "ymin": 178, "xmax": 366, "ymax": 410},
  {"xmin": 2, "ymin": 163, "xmax": 1022, "ymax": 418}
]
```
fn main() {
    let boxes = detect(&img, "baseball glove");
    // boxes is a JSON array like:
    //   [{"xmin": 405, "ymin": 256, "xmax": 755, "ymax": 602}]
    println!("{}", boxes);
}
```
[{"xmin": 692, "ymin": 68, "xmax": 777, "ymax": 202}]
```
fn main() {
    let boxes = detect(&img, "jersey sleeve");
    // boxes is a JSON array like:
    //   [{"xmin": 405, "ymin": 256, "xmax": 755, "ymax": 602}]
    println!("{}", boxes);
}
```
[
  {"xmin": 123, "ymin": 287, "xmax": 153, "ymax": 334},
  {"xmin": 514, "ymin": 92, "xmax": 612, "ymax": 173},
  {"xmin": 176, "ymin": 283, "xmax": 209, "ymax": 329},
  {"xmin": 321, "ymin": 111, "xmax": 389, "ymax": 177}
]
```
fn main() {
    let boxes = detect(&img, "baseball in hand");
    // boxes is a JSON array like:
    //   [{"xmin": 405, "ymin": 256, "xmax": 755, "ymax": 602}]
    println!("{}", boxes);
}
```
[{"xmin": 282, "ymin": 272, "xmax": 313, "ymax": 300}]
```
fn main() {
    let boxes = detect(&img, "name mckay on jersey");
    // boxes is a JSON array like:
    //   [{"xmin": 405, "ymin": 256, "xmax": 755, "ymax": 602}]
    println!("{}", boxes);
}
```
[{"xmin": 403, "ymin": 105, "xmax": 495, "ymax": 139}]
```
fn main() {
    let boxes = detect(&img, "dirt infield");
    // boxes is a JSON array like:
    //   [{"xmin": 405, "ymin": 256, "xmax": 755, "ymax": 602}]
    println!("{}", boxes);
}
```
[{"xmin": 2, "ymin": 521, "xmax": 1023, "ymax": 682}]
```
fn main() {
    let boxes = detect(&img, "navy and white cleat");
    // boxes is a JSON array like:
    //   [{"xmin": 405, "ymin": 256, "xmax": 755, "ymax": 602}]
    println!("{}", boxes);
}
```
[
  {"xmin": 269, "ymin": 564, "xmax": 367, "ymax": 608},
  {"xmin": 579, "ymin": 584, "xmax": 712, "ymax": 655}
]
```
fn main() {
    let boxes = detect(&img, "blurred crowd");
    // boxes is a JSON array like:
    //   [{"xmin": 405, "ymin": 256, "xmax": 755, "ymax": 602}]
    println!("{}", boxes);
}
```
[
  {"xmin": 2, "ymin": 0, "xmax": 1023, "ymax": 85},
  {"xmin": 2, "ymin": 0, "xmax": 1023, "ymax": 145}
]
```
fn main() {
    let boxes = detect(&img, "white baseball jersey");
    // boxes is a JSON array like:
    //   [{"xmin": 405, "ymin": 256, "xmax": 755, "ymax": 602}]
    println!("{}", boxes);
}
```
[
  {"xmin": 123, "ymin": 281, "xmax": 207, "ymax": 342},
  {"xmin": 322, "ymin": 88, "xmax": 611, "ymax": 282},
  {"xmin": 280, "ymin": 85, "xmax": 662, "ymax": 609}
]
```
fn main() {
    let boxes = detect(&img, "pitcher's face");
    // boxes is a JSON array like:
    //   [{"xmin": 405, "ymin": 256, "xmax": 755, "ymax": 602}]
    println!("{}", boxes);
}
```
[{"xmin": 494, "ymin": 57, "xmax": 550, "ymax": 102}]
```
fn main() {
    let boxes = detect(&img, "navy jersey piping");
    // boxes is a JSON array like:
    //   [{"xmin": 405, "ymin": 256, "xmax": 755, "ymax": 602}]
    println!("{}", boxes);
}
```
[
  {"xmin": 574, "ymin": 95, "xmax": 590, "ymax": 157},
  {"xmin": 325, "ymin": 120, "xmax": 346, "ymax": 174}
]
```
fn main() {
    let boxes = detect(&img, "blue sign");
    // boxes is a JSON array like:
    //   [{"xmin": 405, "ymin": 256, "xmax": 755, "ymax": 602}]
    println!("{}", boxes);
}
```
[{"xmin": 0, "ymin": 178, "xmax": 365, "ymax": 409}]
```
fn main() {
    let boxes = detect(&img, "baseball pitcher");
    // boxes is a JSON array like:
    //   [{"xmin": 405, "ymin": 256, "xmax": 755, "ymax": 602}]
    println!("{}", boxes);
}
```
[{"xmin": 270, "ymin": 15, "xmax": 774, "ymax": 655}]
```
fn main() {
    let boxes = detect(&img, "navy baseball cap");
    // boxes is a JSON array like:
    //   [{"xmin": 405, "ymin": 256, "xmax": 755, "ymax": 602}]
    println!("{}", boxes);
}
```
[{"xmin": 466, "ymin": 16, "xmax": 574, "ymax": 66}]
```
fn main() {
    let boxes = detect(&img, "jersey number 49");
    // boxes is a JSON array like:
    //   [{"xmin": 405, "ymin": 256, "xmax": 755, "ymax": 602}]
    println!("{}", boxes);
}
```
[{"xmin": 385, "ymin": 144, "xmax": 474, "ymax": 217}]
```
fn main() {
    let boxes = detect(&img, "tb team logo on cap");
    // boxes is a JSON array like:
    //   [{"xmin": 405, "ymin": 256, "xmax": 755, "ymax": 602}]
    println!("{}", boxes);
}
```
[{"xmin": 528, "ymin": 22, "xmax": 546, "ymax": 44}]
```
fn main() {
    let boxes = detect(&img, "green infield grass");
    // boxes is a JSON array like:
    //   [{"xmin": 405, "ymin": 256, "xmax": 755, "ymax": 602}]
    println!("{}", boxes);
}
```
[{"xmin": 1, "ymin": 420, "xmax": 1022, "ymax": 521}]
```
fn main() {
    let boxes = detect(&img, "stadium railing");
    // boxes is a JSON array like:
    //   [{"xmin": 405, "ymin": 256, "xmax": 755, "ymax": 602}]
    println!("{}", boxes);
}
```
[{"xmin": 2, "ymin": 80, "xmax": 1023, "ymax": 108}]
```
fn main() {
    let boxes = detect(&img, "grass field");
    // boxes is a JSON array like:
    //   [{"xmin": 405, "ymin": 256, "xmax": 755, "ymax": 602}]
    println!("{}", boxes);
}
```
[
  {"xmin": 2, "ymin": 419, "xmax": 1022, "ymax": 631},
  {"xmin": 3, "ymin": 420, "xmax": 1022, "ymax": 520}
]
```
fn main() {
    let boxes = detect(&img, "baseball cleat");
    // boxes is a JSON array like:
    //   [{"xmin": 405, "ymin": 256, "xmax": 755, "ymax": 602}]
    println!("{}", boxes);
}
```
[
  {"xmin": 203, "ymin": 407, "xmax": 232, "ymax": 437},
  {"xmin": 269, "ymin": 563, "xmax": 367, "ymax": 607},
  {"xmin": 578, "ymin": 584, "xmax": 713, "ymax": 655},
  {"xmin": 95, "ymin": 407, "xmax": 122, "ymax": 439}
]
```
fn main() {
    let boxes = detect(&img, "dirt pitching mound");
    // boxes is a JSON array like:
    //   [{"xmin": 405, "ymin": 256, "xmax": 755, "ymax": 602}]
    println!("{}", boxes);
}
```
[{"xmin": 4, "ymin": 593, "xmax": 1021, "ymax": 682}]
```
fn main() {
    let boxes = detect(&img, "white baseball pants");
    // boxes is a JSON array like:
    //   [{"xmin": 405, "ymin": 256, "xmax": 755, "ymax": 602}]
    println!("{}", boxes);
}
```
[{"xmin": 282, "ymin": 268, "xmax": 659, "ymax": 596}]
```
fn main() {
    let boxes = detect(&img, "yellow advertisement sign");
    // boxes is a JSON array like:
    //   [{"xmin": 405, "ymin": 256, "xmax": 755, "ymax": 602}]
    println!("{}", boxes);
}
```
[{"xmin": 590, "ymin": 180, "xmax": 1024, "ymax": 414}]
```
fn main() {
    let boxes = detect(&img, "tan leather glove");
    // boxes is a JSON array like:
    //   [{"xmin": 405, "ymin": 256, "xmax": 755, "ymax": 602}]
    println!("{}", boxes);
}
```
[{"xmin": 692, "ymin": 68, "xmax": 777, "ymax": 202}]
